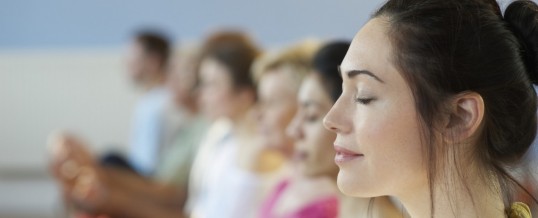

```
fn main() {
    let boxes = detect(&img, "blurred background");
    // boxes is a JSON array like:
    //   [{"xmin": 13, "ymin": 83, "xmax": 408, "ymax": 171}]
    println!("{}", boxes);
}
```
[
  {"xmin": 0, "ymin": 0, "xmax": 521, "ymax": 217},
  {"xmin": 0, "ymin": 1, "xmax": 382, "ymax": 217}
]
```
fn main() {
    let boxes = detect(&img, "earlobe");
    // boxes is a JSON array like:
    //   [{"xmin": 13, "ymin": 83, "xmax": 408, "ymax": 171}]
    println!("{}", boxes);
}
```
[{"xmin": 443, "ymin": 92, "xmax": 485, "ymax": 143}]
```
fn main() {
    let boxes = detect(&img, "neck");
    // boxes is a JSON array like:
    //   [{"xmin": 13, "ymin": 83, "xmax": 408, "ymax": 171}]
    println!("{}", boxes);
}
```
[
  {"xmin": 397, "ymin": 165, "xmax": 505, "ymax": 218},
  {"xmin": 331, "ymin": 174, "xmax": 380, "ymax": 218},
  {"xmin": 339, "ymin": 195, "xmax": 405, "ymax": 218},
  {"xmin": 142, "ymin": 72, "xmax": 165, "ymax": 92},
  {"xmin": 183, "ymin": 97, "xmax": 199, "ymax": 116},
  {"xmin": 339, "ymin": 195, "xmax": 373, "ymax": 218},
  {"xmin": 229, "ymin": 105, "xmax": 254, "ymax": 137}
]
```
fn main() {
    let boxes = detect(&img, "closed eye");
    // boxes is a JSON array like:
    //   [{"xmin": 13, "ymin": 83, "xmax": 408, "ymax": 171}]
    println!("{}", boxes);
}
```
[
  {"xmin": 306, "ymin": 115, "xmax": 319, "ymax": 122},
  {"xmin": 356, "ymin": 97, "xmax": 375, "ymax": 105}
]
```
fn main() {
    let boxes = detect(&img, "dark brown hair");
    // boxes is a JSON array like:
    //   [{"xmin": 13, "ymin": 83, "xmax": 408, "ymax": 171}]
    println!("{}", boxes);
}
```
[
  {"xmin": 312, "ymin": 40, "xmax": 350, "ymax": 102},
  {"xmin": 200, "ymin": 31, "xmax": 260, "ymax": 93},
  {"xmin": 373, "ymin": 0, "xmax": 538, "ymax": 216},
  {"xmin": 135, "ymin": 30, "xmax": 171, "ymax": 69}
]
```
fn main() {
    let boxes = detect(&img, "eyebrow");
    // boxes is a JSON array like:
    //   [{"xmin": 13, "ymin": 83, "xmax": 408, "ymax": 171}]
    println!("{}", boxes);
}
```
[
  {"xmin": 337, "ymin": 66, "xmax": 385, "ymax": 83},
  {"xmin": 301, "ymin": 100, "xmax": 321, "ymax": 108}
]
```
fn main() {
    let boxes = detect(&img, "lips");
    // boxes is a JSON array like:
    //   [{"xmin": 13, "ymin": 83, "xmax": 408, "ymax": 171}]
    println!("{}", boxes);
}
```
[
  {"xmin": 293, "ymin": 150, "xmax": 309, "ymax": 162},
  {"xmin": 334, "ymin": 145, "xmax": 364, "ymax": 164}
]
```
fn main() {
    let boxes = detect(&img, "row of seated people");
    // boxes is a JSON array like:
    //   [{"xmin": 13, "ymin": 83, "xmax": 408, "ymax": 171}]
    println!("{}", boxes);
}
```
[{"xmin": 49, "ymin": 0, "xmax": 538, "ymax": 217}]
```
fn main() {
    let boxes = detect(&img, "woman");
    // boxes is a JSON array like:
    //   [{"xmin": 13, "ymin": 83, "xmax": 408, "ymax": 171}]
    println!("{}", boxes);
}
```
[
  {"xmin": 185, "ymin": 31, "xmax": 281, "ymax": 218},
  {"xmin": 323, "ymin": 0, "xmax": 538, "ymax": 217},
  {"xmin": 290, "ymin": 41, "xmax": 404, "ymax": 218},
  {"xmin": 248, "ymin": 43, "xmax": 325, "ymax": 218},
  {"xmin": 254, "ymin": 41, "xmax": 342, "ymax": 218},
  {"xmin": 260, "ymin": 41, "xmax": 403, "ymax": 218},
  {"xmin": 253, "ymin": 40, "xmax": 321, "ymax": 158}
]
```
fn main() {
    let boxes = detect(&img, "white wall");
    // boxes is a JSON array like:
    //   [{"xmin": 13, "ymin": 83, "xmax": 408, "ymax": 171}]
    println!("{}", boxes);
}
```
[
  {"xmin": 0, "ymin": 1, "xmax": 385, "ymax": 49},
  {"xmin": 0, "ymin": 49, "xmax": 138, "ymax": 171}
]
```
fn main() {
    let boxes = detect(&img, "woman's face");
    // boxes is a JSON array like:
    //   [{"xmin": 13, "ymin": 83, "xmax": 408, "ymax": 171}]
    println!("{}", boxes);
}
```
[
  {"xmin": 287, "ymin": 74, "xmax": 338, "ymax": 178},
  {"xmin": 323, "ymin": 18, "xmax": 427, "ymax": 198},
  {"xmin": 199, "ymin": 57, "xmax": 240, "ymax": 121},
  {"xmin": 257, "ymin": 67, "xmax": 299, "ymax": 156},
  {"xmin": 167, "ymin": 54, "xmax": 197, "ymax": 107}
]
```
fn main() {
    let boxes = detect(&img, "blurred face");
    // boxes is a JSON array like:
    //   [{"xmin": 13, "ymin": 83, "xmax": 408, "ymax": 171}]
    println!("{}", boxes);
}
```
[
  {"xmin": 257, "ymin": 67, "xmax": 299, "ymax": 156},
  {"xmin": 287, "ymin": 74, "xmax": 338, "ymax": 178},
  {"xmin": 199, "ymin": 58, "xmax": 241, "ymax": 121},
  {"xmin": 323, "ymin": 18, "xmax": 427, "ymax": 198},
  {"xmin": 167, "ymin": 54, "xmax": 197, "ymax": 107},
  {"xmin": 125, "ymin": 40, "xmax": 152, "ymax": 85}
]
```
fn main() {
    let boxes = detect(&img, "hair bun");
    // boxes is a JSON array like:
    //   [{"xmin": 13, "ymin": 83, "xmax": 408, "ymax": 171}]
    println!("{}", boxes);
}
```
[{"xmin": 504, "ymin": 0, "xmax": 538, "ymax": 84}]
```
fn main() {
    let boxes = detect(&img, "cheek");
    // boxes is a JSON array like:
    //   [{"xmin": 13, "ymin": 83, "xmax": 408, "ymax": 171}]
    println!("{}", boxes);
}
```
[
  {"xmin": 360, "ymin": 100, "xmax": 422, "ymax": 152},
  {"xmin": 201, "ymin": 88, "xmax": 216, "ymax": 107},
  {"xmin": 202, "ymin": 87, "xmax": 232, "ymax": 111},
  {"xmin": 307, "ymin": 123, "xmax": 336, "ymax": 149},
  {"xmin": 267, "ymin": 105, "xmax": 295, "ymax": 133},
  {"xmin": 354, "ymin": 99, "xmax": 426, "ymax": 192},
  {"xmin": 259, "ymin": 107, "xmax": 277, "ymax": 132},
  {"xmin": 307, "ymin": 124, "xmax": 337, "ymax": 165},
  {"xmin": 279, "ymin": 106, "xmax": 296, "ymax": 130}
]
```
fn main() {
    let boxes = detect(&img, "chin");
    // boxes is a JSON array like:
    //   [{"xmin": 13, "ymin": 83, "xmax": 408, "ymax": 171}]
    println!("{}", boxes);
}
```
[
  {"xmin": 205, "ymin": 113, "xmax": 218, "ymax": 121},
  {"xmin": 270, "ymin": 137, "xmax": 288, "ymax": 149},
  {"xmin": 204, "ymin": 111, "xmax": 222, "ymax": 122},
  {"xmin": 261, "ymin": 139, "xmax": 281, "ymax": 151},
  {"xmin": 336, "ymin": 169, "xmax": 377, "ymax": 198},
  {"xmin": 300, "ymin": 169, "xmax": 319, "ymax": 178},
  {"xmin": 302, "ymin": 166, "xmax": 336, "ymax": 180}
]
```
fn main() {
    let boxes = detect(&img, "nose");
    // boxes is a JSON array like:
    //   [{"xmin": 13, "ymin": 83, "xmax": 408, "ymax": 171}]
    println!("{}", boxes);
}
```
[
  {"xmin": 286, "ymin": 113, "xmax": 303, "ymax": 140},
  {"xmin": 323, "ymin": 113, "xmax": 338, "ymax": 133},
  {"xmin": 254, "ymin": 104, "xmax": 264, "ymax": 122},
  {"xmin": 323, "ymin": 98, "xmax": 349, "ymax": 133}
]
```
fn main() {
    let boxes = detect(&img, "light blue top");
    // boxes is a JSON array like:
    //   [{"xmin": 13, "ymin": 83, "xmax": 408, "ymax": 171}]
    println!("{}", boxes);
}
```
[{"xmin": 129, "ymin": 87, "xmax": 169, "ymax": 176}]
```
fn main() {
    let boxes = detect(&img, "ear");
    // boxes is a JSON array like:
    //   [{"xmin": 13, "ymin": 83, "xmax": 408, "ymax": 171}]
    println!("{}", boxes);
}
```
[{"xmin": 442, "ymin": 92, "xmax": 485, "ymax": 143}]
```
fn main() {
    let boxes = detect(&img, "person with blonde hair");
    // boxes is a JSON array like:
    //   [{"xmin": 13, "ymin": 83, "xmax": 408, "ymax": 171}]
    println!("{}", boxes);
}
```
[
  {"xmin": 254, "ymin": 40, "xmax": 343, "ymax": 218},
  {"xmin": 253, "ymin": 39, "xmax": 321, "ymax": 158}
]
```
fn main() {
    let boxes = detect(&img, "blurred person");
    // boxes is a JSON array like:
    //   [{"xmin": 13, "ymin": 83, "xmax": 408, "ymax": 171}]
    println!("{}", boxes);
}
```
[
  {"xmin": 123, "ymin": 30, "xmax": 172, "ymax": 176},
  {"xmin": 186, "ymin": 31, "xmax": 282, "ymax": 218},
  {"xmin": 323, "ymin": 0, "xmax": 538, "ymax": 217},
  {"xmin": 278, "ymin": 41, "xmax": 403, "ymax": 218},
  {"xmin": 49, "ymin": 46, "xmax": 208, "ymax": 218},
  {"xmin": 252, "ymin": 40, "xmax": 320, "ymax": 159},
  {"xmin": 156, "ymin": 46, "xmax": 208, "ymax": 188},
  {"xmin": 253, "ymin": 40, "xmax": 342, "ymax": 218}
]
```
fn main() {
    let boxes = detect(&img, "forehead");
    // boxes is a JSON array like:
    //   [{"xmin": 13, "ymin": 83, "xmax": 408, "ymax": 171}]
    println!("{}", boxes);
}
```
[
  {"xmin": 259, "ymin": 68, "xmax": 300, "ymax": 95},
  {"xmin": 129, "ymin": 40, "xmax": 146, "ymax": 52},
  {"xmin": 341, "ymin": 18, "xmax": 393, "ymax": 77},
  {"xmin": 200, "ymin": 58, "xmax": 230, "ymax": 81},
  {"xmin": 298, "ymin": 74, "xmax": 332, "ymax": 105}
]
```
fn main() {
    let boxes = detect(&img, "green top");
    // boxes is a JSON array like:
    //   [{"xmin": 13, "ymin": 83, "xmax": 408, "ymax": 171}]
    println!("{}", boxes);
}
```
[{"xmin": 154, "ymin": 116, "xmax": 208, "ymax": 188}]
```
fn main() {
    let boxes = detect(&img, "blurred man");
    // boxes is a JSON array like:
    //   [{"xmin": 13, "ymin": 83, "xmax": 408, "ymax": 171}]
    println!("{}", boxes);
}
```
[
  {"xmin": 124, "ymin": 31, "xmax": 171, "ymax": 176},
  {"xmin": 49, "ymin": 45, "xmax": 207, "ymax": 218}
]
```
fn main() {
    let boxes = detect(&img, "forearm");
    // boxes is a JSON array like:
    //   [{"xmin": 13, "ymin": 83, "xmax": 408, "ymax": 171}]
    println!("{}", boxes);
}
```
[
  {"xmin": 99, "ymin": 187, "xmax": 186, "ymax": 218},
  {"xmin": 103, "ymin": 167, "xmax": 186, "ymax": 206}
]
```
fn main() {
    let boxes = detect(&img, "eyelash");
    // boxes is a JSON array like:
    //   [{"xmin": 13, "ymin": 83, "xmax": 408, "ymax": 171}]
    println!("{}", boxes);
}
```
[
  {"xmin": 306, "ymin": 116, "xmax": 318, "ymax": 122},
  {"xmin": 355, "ymin": 97, "xmax": 375, "ymax": 105}
]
